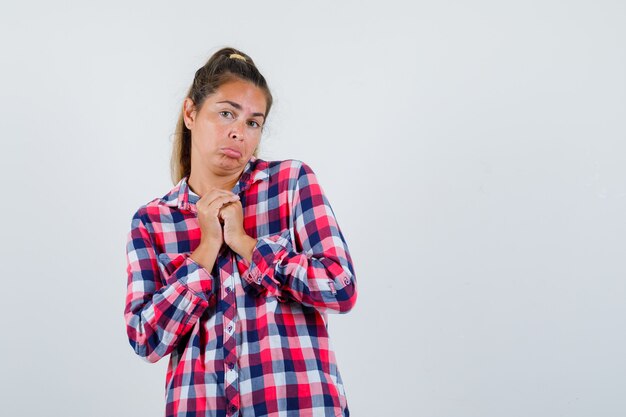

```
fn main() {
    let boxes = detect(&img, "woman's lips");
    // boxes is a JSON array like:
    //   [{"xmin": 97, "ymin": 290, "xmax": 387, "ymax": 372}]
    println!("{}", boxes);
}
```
[{"xmin": 222, "ymin": 148, "xmax": 242, "ymax": 158}]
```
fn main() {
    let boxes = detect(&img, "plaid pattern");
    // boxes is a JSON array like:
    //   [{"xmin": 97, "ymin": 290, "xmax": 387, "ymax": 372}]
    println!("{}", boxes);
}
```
[{"xmin": 124, "ymin": 156, "xmax": 357, "ymax": 417}]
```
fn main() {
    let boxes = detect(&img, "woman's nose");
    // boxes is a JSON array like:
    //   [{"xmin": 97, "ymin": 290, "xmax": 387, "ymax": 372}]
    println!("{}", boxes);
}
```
[{"xmin": 230, "ymin": 121, "xmax": 245, "ymax": 141}]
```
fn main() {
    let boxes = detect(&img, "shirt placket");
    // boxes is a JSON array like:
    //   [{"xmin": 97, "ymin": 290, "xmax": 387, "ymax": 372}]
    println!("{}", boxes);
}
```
[{"xmin": 219, "ymin": 253, "xmax": 240, "ymax": 416}]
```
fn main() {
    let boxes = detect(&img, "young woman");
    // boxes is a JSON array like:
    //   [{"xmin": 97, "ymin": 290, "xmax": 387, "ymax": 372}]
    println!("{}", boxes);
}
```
[{"xmin": 124, "ymin": 47, "xmax": 358, "ymax": 417}]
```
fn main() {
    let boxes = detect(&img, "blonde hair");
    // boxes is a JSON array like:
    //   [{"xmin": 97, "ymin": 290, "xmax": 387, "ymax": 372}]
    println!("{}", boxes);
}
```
[{"xmin": 170, "ymin": 47, "xmax": 273, "ymax": 184}]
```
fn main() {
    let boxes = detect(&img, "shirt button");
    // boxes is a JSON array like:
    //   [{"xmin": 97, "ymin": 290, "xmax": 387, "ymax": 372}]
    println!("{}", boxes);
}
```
[
  {"xmin": 227, "ymin": 324, "xmax": 233, "ymax": 332},
  {"xmin": 228, "ymin": 362, "xmax": 235, "ymax": 370},
  {"xmin": 229, "ymin": 405, "xmax": 237, "ymax": 413},
  {"xmin": 344, "ymin": 277, "xmax": 351, "ymax": 285},
  {"xmin": 225, "ymin": 286, "xmax": 232, "ymax": 293}
]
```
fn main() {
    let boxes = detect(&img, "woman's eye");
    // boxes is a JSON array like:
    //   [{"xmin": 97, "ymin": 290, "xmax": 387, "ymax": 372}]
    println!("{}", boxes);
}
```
[
  {"xmin": 219, "ymin": 111, "xmax": 233, "ymax": 118},
  {"xmin": 248, "ymin": 120, "xmax": 260, "ymax": 128}
]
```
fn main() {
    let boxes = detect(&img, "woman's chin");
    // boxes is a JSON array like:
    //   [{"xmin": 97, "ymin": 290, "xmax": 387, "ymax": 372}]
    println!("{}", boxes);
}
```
[{"xmin": 215, "ymin": 154, "xmax": 246, "ymax": 170}]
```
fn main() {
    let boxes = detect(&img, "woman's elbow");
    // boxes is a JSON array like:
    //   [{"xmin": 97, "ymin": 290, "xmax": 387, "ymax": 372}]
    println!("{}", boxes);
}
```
[
  {"xmin": 125, "ymin": 316, "xmax": 165, "ymax": 364},
  {"xmin": 126, "ymin": 333, "xmax": 165, "ymax": 364},
  {"xmin": 335, "ymin": 278, "xmax": 357, "ymax": 314}
]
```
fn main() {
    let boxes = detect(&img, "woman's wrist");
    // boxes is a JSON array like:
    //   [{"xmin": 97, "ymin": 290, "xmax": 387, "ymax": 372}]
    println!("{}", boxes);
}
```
[
  {"xmin": 190, "ymin": 240, "xmax": 221, "ymax": 271},
  {"xmin": 230, "ymin": 234, "xmax": 257, "ymax": 263}
]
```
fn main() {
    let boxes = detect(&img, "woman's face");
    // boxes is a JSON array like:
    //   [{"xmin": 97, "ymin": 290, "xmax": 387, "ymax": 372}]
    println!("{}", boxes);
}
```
[{"xmin": 184, "ymin": 78, "xmax": 267, "ymax": 176}]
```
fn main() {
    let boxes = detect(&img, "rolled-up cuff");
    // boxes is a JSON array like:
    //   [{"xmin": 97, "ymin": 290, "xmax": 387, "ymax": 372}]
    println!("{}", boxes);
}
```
[
  {"xmin": 160, "ymin": 252, "xmax": 215, "ymax": 303},
  {"xmin": 241, "ymin": 230, "xmax": 293, "ymax": 297}
]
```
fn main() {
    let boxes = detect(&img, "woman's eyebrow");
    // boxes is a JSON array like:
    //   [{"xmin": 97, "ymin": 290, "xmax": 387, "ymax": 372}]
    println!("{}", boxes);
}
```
[{"xmin": 216, "ymin": 100, "xmax": 265, "ymax": 120}]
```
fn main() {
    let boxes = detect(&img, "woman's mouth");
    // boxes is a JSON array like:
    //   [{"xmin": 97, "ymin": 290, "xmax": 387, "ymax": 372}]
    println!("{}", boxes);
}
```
[{"xmin": 221, "ymin": 148, "xmax": 242, "ymax": 158}]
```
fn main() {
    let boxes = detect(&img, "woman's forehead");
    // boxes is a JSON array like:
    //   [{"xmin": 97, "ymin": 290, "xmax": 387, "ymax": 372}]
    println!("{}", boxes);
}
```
[{"xmin": 208, "ymin": 80, "xmax": 267, "ymax": 114}]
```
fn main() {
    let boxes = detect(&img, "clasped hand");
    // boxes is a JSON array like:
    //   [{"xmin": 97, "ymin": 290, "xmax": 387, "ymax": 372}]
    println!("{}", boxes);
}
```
[{"xmin": 195, "ymin": 188, "xmax": 256, "ymax": 260}]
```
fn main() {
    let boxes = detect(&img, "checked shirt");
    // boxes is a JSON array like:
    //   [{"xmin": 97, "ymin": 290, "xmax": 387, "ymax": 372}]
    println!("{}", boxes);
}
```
[{"xmin": 124, "ymin": 156, "xmax": 357, "ymax": 417}]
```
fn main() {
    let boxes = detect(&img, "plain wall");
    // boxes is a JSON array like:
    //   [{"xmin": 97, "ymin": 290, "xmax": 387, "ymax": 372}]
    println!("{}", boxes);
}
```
[{"xmin": 1, "ymin": 1, "xmax": 625, "ymax": 416}]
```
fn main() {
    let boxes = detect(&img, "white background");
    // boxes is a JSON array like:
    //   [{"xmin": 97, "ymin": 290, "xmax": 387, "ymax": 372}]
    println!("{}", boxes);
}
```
[{"xmin": 1, "ymin": 1, "xmax": 625, "ymax": 416}]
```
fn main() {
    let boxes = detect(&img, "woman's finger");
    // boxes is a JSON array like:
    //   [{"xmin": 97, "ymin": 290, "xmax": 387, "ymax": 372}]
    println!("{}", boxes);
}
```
[
  {"xmin": 208, "ymin": 194, "xmax": 240, "ymax": 212},
  {"xmin": 199, "ymin": 189, "xmax": 238, "ymax": 207}
]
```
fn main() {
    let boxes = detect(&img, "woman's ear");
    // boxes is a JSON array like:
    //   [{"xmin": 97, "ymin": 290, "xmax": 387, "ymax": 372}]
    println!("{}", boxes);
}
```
[{"xmin": 183, "ymin": 98, "xmax": 196, "ymax": 129}]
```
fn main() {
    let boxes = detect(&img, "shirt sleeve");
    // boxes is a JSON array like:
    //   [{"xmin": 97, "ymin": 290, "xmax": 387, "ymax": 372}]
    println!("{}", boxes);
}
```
[
  {"xmin": 123, "ymin": 211, "xmax": 215, "ymax": 363},
  {"xmin": 241, "ymin": 161, "xmax": 357, "ymax": 314}
]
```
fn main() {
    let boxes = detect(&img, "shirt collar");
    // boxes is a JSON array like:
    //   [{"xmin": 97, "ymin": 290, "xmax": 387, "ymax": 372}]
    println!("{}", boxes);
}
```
[{"xmin": 159, "ymin": 155, "xmax": 270, "ymax": 213}]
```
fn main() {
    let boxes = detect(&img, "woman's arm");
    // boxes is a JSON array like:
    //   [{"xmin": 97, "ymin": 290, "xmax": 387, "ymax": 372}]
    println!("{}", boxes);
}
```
[
  {"xmin": 238, "ymin": 161, "xmax": 358, "ymax": 314},
  {"xmin": 124, "ymin": 212, "xmax": 215, "ymax": 363}
]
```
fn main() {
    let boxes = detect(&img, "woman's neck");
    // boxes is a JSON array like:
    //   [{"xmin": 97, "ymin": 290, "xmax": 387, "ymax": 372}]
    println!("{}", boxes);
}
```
[{"xmin": 188, "ymin": 169, "xmax": 241, "ymax": 196}]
